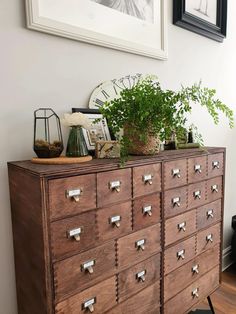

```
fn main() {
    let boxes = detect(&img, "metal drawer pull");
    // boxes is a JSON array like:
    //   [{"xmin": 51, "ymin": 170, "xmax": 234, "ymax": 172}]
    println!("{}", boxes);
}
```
[
  {"xmin": 172, "ymin": 197, "xmax": 181, "ymax": 207},
  {"xmin": 177, "ymin": 249, "xmax": 185, "ymax": 260},
  {"xmin": 109, "ymin": 180, "xmax": 121, "ymax": 193},
  {"xmin": 211, "ymin": 184, "xmax": 219, "ymax": 193},
  {"xmin": 82, "ymin": 298, "xmax": 96, "ymax": 313},
  {"xmin": 136, "ymin": 239, "xmax": 146, "ymax": 251},
  {"xmin": 194, "ymin": 164, "xmax": 202, "ymax": 173},
  {"xmin": 206, "ymin": 234, "xmax": 213, "ymax": 243},
  {"xmin": 178, "ymin": 221, "xmax": 186, "ymax": 232},
  {"xmin": 81, "ymin": 260, "xmax": 95, "ymax": 274},
  {"xmin": 143, "ymin": 174, "xmax": 153, "ymax": 185},
  {"xmin": 172, "ymin": 168, "xmax": 181, "ymax": 178},
  {"xmin": 212, "ymin": 161, "xmax": 220, "ymax": 169},
  {"xmin": 67, "ymin": 227, "xmax": 83, "ymax": 242},
  {"xmin": 136, "ymin": 270, "xmax": 146, "ymax": 282},
  {"xmin": 192, "ymin": 264, "xmax": 199, "ymax": 274},
  {"xmin": 143, "ymin": 205, "xmax": 152, "ymax": 216},
  {"xmin": 192, "ymin": 288, "xmax": 199, "ymax": 298},
  {"xmin": 66, "ymin": 188, "xmax": 83, "ymax": 202},
  {"xmin": 194, "ymin": 190, "xmax": 201, "ymax": 199},
  {"xmin": 109, "ymin": 215, "xmax": 121, "ymax": 228},
  {"xmin": 207, "ymin": 209, "xmax": 214, "ymax": 219}
]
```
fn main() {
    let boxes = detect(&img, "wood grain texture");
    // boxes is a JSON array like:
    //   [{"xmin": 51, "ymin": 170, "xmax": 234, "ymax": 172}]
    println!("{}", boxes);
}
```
[
  {"xmin": 50, "ymin": 210, "xmax": 97, "ymax": 260},
  {"xmin": 164, "ymin": 159, "xmax": 187, "ymax": 189},
  {"xmin": 48, "ymin": 174, "xmax": 96, "ymax": 220},
  {"xmin": 133, "ymin": 193, "xmax": 161, "ymax": 231},
  {"xmin": 118, "ymin": 254, "xmax": 161, "ymax": 303},
  {"xmin": 196, "ymin": 199, "xmax": 222, "ymax": 230},
  {"xmin": 163, "ymin": 186, "xmax": 188, "ymax": 218},
  {"xmin": 206, "ymin": 176, "xmax": 223, "ymax": 203},
  {"xmin": 97, "ymin": 201, "xmax": 132, "ymax": 242},
  {"xmin": 188, "ymin": 181, "xmax": 207, "ymax": 209},
  {"xmin": 164, "ymin": 209, "xmax": 197, "ymax": 246},
  {"xmin": 54, "ymin": 241, "xmax": 116, "ymax": 301},
  {"xmin": 188, "ymin": 156, "xmax": 207, "ymax": 183},
  {"xmin": 133, "ymin": 163, "xmax": 161, "ymax": 197},
  {"xmin": 55, "ymin": 276, "xmax": 117, "ymax": 314},
  {"xmin": 8, "ymin": 165, "xmax": 52, "ymax": 314},
  {"xmin": 97, "ymin": 168, "xmax": 132, "ymax": 207},
  {"xmin": 164, "ymin": 244, "xmax": 220, "ymax": 302},
  {"xmin": 196, "ymin": 222, "xmax": 221, "ymax": 254},
  {"xmin": 208, "ymin": 153, "xmax": 224, "ymax": 178}
]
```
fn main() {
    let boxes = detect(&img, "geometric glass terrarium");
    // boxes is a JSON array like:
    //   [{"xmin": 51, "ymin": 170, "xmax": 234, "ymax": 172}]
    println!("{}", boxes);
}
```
[{"xmin": 34, "ymin": 108, "xmax": 63, "ymax": 158}]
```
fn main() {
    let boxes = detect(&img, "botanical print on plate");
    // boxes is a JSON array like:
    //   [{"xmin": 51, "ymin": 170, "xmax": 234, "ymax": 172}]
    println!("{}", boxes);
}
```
[
  {"xmin": 185, "ymin": 0, "xmax": 217, "ymax": 25},
  {"xmin": 90, "ymin": 0, "xmax": 154, "ymax": 23}
]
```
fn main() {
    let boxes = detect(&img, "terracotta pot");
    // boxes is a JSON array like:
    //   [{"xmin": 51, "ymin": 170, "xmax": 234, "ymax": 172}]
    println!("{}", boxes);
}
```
[{"xmin": 124, "ymin": 124, "xmax": 160, "ymax": 155}]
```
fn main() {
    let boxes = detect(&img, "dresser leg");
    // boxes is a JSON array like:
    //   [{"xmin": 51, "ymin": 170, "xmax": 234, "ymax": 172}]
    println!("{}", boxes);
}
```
[{"xmin": 207, "ymin": 296, "xmax": 215, "ymax": 314}]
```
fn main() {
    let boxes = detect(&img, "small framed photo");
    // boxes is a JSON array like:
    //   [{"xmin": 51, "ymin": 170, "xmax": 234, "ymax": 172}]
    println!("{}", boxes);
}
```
[{"xmin": 72, "ymin": 108, "xmax": 111, "ymax": 154}]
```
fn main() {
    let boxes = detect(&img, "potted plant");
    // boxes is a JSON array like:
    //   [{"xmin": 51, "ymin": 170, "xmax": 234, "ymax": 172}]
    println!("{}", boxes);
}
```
[{"xmin": 99, "ymin": 75, "xmax": 234, "ymax": 156}]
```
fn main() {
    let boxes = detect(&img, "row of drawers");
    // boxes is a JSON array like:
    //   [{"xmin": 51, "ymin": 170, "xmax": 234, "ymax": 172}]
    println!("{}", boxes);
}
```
[{"xmin": 48, "ymin": 153, "xmax": 223, "ymax": 220}]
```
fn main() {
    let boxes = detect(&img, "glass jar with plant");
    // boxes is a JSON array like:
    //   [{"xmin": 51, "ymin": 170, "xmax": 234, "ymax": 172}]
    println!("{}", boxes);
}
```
[{"xmin": 99, "ymin": 76, "xmax": 234, "ymax": 157}]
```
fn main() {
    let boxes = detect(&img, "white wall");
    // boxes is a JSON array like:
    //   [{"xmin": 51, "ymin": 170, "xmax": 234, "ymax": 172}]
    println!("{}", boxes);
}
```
[{"xmin": 0, "ymin": 1, "xmax": 236, "ymax": 313}]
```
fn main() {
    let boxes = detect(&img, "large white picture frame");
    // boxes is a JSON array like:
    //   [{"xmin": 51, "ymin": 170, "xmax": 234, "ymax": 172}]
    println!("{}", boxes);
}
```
[{"xmin": 25, "ymin": 0, "xmax": 168, "ymax": 60}]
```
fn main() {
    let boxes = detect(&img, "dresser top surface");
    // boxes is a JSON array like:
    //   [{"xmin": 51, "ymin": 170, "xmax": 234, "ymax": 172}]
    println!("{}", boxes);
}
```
[{"xmin": 8, "ymin": 147, "xmax": 225, "ymax": 177}]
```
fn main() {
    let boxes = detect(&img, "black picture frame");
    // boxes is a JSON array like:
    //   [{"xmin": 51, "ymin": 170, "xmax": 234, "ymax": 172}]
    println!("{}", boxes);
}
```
[
  {"xmin": 72, "ymin": 108, "xmax": 114, "ymax": 155},
  {"xmin": 173, "ymin": 0, "xmax": 227, "ymax": 42}
]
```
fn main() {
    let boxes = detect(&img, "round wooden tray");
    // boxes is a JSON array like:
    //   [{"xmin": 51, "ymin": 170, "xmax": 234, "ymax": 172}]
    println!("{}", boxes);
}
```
[{"xmin": 31, "ymin": 156, "xmax": 92, "ymax": 165}]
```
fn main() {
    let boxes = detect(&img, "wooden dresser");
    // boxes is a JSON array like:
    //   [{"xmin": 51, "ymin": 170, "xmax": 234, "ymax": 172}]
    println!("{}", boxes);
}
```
[{"xmin": 8, "ymin": 147, "xmax": 225, "ymax": 314}]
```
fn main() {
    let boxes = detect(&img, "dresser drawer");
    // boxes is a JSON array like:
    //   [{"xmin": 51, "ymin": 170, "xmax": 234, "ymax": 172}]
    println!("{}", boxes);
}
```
[
  {"xmin": 97, "ymin": 201, "xmax": 132, "ymax": 242},
  {"xmin": 164, "ymin": 235, "xmax": 196, "ymax": 274},
  {"xmin": 133, "ymin": 164, "xmax": 161, "ymax": 197},
  {"xmin": 133, "ymin": 194, "xmax": 161, "ymax": 231},
  {"xmin": 55, "ymin": 276, "xmax": 117, "ymax": 314},
  {"xmin": 118, "ymin": 254, "xmax": 161, "ymax": 303},
  {"xmin": 164, "ymin": 210, "xmax": 197, "ymax": 247},
  {"xmin": 188, "ymin": 156, "xmax": 207, "ymax": 183},
  {"xmin": 164, "ymin": 266, "xmax": 220, "ymax": 314},
  {"xmin": 196, "ymin": 223, "xmax": 221, "ymax": 254},
  {"xmin": 197, "ymin": 199, "xmax": 222, "ymax": 230},
  {"xmin": 164, "ymin": 244, "xmax": 220, "ymax": 302},
  {"xmin": 163, "ymin": 186, "xmax": 188, "ymax": 218},
  {"xmin": 107, "ymin": 282, "xmax": 160, "ymax": 314},
  {"xmin": 117, "ymin": 224, "xmax": 161, "ymax": 269},
  {"xmin": 97, "ymin": 169, "xmax": 131, "ymax": 207},
  {"xmin": 48, "ymin": 174, "xmax": 96, "ymax": 220},
  {"xmin": 164, "ymin": 159, "xmax": 187, "ymax": 189},
  {"xmin": 208, "ymin": 153, "xmax": 224, "ymax": 178},
  {"xmin": 50, "ymin": 211, "xmax": 97, "ymax": 260},
  {"xmin": 54, "ymin": 241, "xmax": 116, "ymax": 301},
  {"xmin": 188, "ymin": 181, "xmax": 207, "ymax": 209},
  {"xmin": 206, "ymin": 177, "xmax": 223, "ymax": 203}
]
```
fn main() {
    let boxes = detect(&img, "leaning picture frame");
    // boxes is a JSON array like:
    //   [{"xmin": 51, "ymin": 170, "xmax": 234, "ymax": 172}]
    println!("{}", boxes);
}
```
[
  {"xmin": 72, "ymin": 108, "xmax": 112, "ymax": 154},
  {"xmin": 25, "ymin": 0, "xmax": 167, "ymax": 60},
  {"xmin": 173, "ymin": 0, "xmax": 227, "ymax": 42}
]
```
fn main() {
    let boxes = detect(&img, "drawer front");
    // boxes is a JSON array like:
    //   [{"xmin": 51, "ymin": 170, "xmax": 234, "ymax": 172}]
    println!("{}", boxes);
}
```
[
  {"xmin": 164, "ymin": 159, "xmax": 187, "ymax": 189},
  {"xmin": 188, "ymin": 156, "xmax": 207, "ymax": 183},
  {"xmin": 117, "ymin": 224, "xmax": 161, "ymax": 269},
  {"xmin": 54, "ymin": 241, "xmax": 116, "ymax": 301},
  {"xmin": 188, "ymin": 181, "xmax": 207, "ymax": 209},
  {"xmin": 207, "ymin": 177, "xmax": 223, "ymax": 203},
  {"xmin": 163, "ymin": 186, "xmax": 188, "ymax": 218},
  {"xmin": 118, "ymin": 254, "xmax": 161, "ymax": 303},
  {"xmin": 196, "ymin": 223, "xmax": 221, "ymax": 254},
  {"xmin": 107, "ymin": 282, "xmax": 160, "ymax": 314},
  {"xmin": 50, "ymin": 211, "xmax": 97, "ymax": 260},
  {"xmin": 48, "ymin": 174, "xmax": 96, "ymax": 220},
  {"xmin": 55, "ymin": 276, "xmax": 117, "ymax": 314},
  {"xmin": 133, "ymin": 194, "xmax": 161, "ymax": 231},
  {"xmin": 164, "ymin": 266, "xmax": 220, "ymax": 314},
  {"xmin": 97, "ymin": 169, "xmax": 131, "ymax": 207},
  {"xmin": 197, "ymin": 199, "xmax": 222, "ymax": 230},
  {"xmin": 164, "ymin": 244, "xmax": 220, "ymax": 302},
  {"xmin": 208, "ymin": 153, "xmax": 224, "ymax": 178},
  {"xmin": 164, "ymin": 235, "xmax": 196, "ymax": 274},
  {"xmin": 164, "ymin": 210, "xmax": 197, "ymax": 247},
  {"xmin": 97, "ymin": 201, "xmax": 132, "ymax": 242},
  {"xmin": 133, "ymin": 164, "xmax": 161, "ymax": 197}
]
